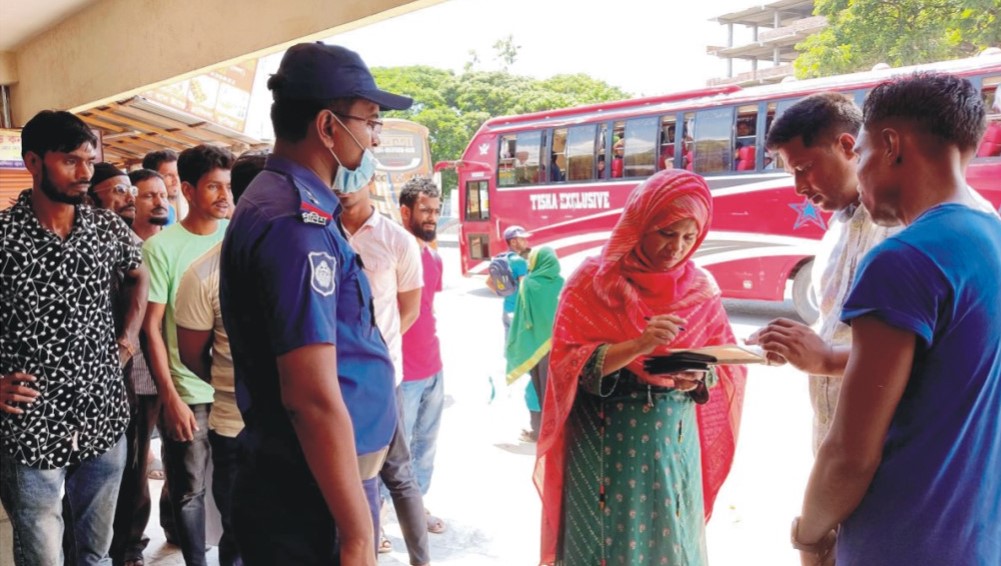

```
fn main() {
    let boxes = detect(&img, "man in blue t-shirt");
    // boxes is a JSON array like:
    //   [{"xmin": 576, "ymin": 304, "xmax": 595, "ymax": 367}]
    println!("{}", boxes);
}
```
[
  {"xmin": 793, "ymin": 72, "xmax": 1001, "ymax": 565},
  {"xmin": 219, "ymin": 42, "xmax": 412, "ymax": 566}
]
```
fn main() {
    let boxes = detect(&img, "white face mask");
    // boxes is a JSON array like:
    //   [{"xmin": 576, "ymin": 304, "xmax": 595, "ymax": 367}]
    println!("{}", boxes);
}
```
[{"xmin": 328, "ymin": 113, "xmax": 376, "ymax": 194}]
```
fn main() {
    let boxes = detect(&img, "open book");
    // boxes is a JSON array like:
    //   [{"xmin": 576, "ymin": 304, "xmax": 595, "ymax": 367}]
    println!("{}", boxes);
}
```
[{"xmin": 643, "ymin": 345, "xmax": 766, "ymax": 375}]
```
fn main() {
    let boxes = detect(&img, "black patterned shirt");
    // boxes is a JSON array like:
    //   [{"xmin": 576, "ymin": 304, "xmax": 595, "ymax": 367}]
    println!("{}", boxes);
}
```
[{"xmin": 1, "ymin": 189, "xmax": 141, "ymax": 469}]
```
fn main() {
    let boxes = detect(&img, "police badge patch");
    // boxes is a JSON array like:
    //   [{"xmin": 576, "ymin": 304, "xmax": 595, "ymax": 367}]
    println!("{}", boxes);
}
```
[{"xmin": 308, "ymin": 252, "xmax": 337, "ymax": 296}]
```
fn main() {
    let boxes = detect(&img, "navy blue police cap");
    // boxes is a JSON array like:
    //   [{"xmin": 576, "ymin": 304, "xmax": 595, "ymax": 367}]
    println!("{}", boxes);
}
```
[{"xmin": 268, "ymin": 42, "xmax": 413, "ymax": 111}]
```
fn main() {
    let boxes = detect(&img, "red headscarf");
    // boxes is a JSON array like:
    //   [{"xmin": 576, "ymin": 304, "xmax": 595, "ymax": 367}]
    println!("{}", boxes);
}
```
[{"xmin": 533, "ymin": 170, "xmax": 747, "ymax": 564}]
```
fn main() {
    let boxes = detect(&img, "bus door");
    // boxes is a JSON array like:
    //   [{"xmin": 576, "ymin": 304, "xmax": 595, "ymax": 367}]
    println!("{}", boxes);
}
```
[{"xmin": 462, "ymin": 175, "xmax": 492, "ymax": 272}]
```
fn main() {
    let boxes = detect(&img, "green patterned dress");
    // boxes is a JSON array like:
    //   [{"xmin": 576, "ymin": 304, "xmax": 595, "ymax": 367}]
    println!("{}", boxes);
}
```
[{"xmin": 557, "ymin": 345, "xmax": 715, "ymax": 566}]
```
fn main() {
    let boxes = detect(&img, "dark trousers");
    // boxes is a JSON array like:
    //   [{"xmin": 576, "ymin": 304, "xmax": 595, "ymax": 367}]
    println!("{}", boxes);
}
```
[
  {"xmin": 209, "ymin": 431, "xmax": 243, "ymax": 566},
  {"xmin": 379, "ymin": 395, "xmax": 429, "ymax": 565},
  {"xmin": 110, "ymin": 394, "xmax": 161, "ymax": 565},
  {"xmin": 234, "ymin": 453, "xmax": 381, "ymax": 565},
  {"xmin": 529, "ymin": 353, "xmax": 550, "ymax": 434},
  {"xmin": 161, "ymin": 403, "xmax": 211, "ymax": 566}
]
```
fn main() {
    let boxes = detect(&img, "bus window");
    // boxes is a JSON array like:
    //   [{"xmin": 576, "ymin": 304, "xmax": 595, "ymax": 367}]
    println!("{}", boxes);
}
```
[
  {"xmin": 611, "ymin": 122, "xmax": 626, "ymax": 178},
  {"xmin": 566, "ymin": 124, "xmax": 597, "ymax": 181},
  {"xmin": 464, "ymin": 179, "xmax": 489, "ymax": 221},
  {"xmin": 692, "ymin": 107, "xmax": 733, "ymax": 175},
  {"xmin": 498, "ymin": 135, "xmax": 517, "ymax": 187},
  {"xmin": 623, "ymin": 117, "xmax": 658, "ymax": 178},
  {"xmin": 734, "ymin": 105, "xmax": 758, "ymax": 171},
  {"xmin": 659, "ymin": 116, "xmax": 677, "ymax": 170},
  {"xmin": 596, "ymin": 122, "xmax": 609, "ymax": 179},
  {"xmin": 467, "ymin": 233, "xmax": 490, "ymax": 261},
  {"xmin": 682, "ymin": 113, "xmax": 694, "ymax": 171},
  {"xmin": 551, "ymin": 128, "xmax": 568, "ymax": 182},
  {"xmin": 979, "ymin": 76, "xmax": 1001, "ymax": 158},
  {"xmin": 498, "ymin": 131, "xmax": 545, "ymax": 186},
  {"xmin": 983, "ymin": 75, "xmax": 1000, "ymax": 114},
  {"xmin": 764, "ymin": 98, "xmax": 801, "ymax": 170}
]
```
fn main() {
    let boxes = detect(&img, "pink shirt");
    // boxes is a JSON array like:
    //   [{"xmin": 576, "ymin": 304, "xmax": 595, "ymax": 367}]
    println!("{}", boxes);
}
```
[{"xmin": 402, "ymin": 245, "xmax": 443, "ymax": 381}]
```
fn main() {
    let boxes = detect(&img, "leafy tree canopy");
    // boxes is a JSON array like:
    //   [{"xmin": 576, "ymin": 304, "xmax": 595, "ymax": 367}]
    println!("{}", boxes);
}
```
[
  {"xmin": 370, "ymin": 61, "xmax": 629, "ymax": 194},
  {"xmin": 794, "ymin": 0, "xmax": 1001, "ymax": 78}
]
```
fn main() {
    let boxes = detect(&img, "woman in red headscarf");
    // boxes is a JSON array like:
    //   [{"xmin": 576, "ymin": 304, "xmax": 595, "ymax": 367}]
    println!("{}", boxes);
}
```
[{"xmin": 534, "ymin": 169, "xmax": 746, "ymax": 565}]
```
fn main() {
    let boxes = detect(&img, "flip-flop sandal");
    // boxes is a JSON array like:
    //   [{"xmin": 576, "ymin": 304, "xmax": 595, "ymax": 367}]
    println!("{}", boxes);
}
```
[
  {"xmin": 379, "ymin": 530, "xmax": 393, "ymax": 554},
  {"xmin": 425, "ymin": 511, "xmax": 446, "ymax": 534}
]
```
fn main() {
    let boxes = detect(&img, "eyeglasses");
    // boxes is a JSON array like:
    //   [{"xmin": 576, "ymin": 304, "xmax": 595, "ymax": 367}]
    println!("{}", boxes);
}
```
[
  {"xmin": 334, "ymin": 113, "xmax": 384, "ymax": 135},
  {"xmin": 95, "ymin": 183, "xmax": 138, "ymax": 197}
]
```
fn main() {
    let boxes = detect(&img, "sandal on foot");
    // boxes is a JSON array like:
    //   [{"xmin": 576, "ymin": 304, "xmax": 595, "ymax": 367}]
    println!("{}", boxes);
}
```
[
  {"xmin": 425, "ymin": 510, "xmax": 446, "ymax": 534},
  {"xmin": 519, "ymin": 429, "xmax": 538, "ymax": 443},
  {"xmin": 379, "ymin": 530, "xmax": 393, "ymax": 554}
]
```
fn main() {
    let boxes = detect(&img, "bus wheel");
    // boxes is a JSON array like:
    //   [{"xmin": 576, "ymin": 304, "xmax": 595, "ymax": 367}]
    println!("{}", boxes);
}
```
[{"xmin": 792, "ymin": 261, "xmax": 819, "ymax": 325}]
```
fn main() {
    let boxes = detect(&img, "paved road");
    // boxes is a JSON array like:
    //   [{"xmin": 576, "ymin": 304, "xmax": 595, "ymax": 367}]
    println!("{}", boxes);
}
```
[{"xmin": 146, "ymin": 245, "xmax": 815, "ymax": 565}]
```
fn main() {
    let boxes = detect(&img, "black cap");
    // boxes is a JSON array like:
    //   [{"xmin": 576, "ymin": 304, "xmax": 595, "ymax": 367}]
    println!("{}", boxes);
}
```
[
  {"xmin": 269, "ymin": 42, "xmax": 413, "ymax": 111},
  {"xmin": 90, "ymin": 162, "xmax": 126, "ymax": 187}
]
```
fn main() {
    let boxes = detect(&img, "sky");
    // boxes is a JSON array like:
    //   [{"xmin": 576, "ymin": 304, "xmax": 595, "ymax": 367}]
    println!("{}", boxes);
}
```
[{"xmin": 245, "ymin": 0, "xmax": 764, "ymax": 138}]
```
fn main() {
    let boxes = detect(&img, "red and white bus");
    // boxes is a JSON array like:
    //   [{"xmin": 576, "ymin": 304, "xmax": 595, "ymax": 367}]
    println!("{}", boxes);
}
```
[{"xmin": 443, "ymin": 53, "xmax": 1001, "ymax": 321}]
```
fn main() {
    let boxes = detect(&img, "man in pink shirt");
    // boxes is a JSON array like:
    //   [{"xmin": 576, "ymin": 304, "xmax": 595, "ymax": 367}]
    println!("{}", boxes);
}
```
[{"xmin": 398, "ymin": 177, "xmax": 446, "ymax": 535}]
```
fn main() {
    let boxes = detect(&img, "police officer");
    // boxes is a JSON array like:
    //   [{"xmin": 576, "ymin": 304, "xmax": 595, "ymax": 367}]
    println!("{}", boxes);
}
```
[{"xmin": 219, "ymin": 42, "xmax": 412, "ymax": 565}]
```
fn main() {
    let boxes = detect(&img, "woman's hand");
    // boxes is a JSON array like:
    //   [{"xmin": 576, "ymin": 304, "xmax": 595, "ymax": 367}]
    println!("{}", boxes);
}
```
[
  {"xmin": 634, "ymin": 314, "xmax": 687, "ymax": 356},
  {"xmin": 638, "ymin": 370, "xmax": 705, "ymax": 391}
]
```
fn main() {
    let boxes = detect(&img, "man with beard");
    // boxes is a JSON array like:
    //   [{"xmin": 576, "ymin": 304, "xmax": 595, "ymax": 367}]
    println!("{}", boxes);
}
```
[
  {"xmin": 398, "ymin": 176, "xmax": 447, "ymax": 535},
  {"xmin": 127, "ymin": 168, "xmax": 175, "ymax": 545},
  {"xmin": 0, "ymin": 110, "xmax": 148, "ymax": 565},
  {"xmin": 142, "ymin": 144, "xmax": 233, "ymax": 566},
  {"xmin": 102, "ymin": 168, "xmax": 171, "ymax": 566},
  {"xmin": 220, "ymin": 43, "xmax": 408, "ymax": 564},
  {"xmin": 143, "ymin": 150, "xmax": 185, "ymax": 224},
  {"xmin": 130, "ymin": 169, "xmax": 171, "ymax": 240},
  {"xmin": 89, "ymin": 162, "xmax": 138, "ymax": 226}
]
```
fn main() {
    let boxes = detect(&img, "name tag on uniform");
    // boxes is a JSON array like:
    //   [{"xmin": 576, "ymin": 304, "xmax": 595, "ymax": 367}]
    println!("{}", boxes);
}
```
[
  {"xmin": 302, "ymin": 210, "xmax": 329, "ymax": 226},
  {"xmin": 300, "ymin": 202, "xmax": 332, "ymax": 226}
]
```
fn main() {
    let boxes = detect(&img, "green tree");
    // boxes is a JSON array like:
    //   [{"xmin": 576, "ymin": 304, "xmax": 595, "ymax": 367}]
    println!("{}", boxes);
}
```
[
  {"xmin": 492, "ymin": 34, "xmax": 521, "ymax": 71},
  {"xmin": 794, "ymin": 0, "xmax": 1001, "ymax": 78},
  {"xmin": 371, "ymin": 65, "xmax": 630, "ymax": 195}
]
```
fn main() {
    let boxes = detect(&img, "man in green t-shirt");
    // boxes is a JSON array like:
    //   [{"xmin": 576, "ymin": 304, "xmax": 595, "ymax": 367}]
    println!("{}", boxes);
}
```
[{"xmin": 142, "ymin": 144, "xmax": 233, "ymax": 566}]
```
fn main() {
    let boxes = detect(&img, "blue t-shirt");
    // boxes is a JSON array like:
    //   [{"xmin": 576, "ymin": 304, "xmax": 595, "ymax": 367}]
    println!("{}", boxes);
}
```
[
  {"xmin": 220, "ymin": 155, "xmax": 396, "ymax": 469},
  {"xmin": 839, "ymin": 204, "xmax": 1001, "ymax": 565},
  {"xmin": 502, "ymin": 251, "xmax": 529, "ymax": 313}
]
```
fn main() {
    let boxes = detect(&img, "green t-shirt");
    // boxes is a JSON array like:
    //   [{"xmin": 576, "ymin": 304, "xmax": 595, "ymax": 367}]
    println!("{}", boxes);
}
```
[{"xmin": 143, "ymin": 220, "xmax": 228, "ymax": 405}]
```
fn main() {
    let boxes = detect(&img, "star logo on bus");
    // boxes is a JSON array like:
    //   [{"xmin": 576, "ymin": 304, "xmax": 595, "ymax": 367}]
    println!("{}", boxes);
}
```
[{"xmin": 789, "ymin": 199, "xmax": 827, "ymax": 230}]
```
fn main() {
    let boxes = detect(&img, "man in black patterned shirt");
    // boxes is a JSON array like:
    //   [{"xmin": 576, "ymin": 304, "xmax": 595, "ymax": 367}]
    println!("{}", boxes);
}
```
[{"xmin": 0, "ymin": 110, "xmax": 148, "ymax": 566}]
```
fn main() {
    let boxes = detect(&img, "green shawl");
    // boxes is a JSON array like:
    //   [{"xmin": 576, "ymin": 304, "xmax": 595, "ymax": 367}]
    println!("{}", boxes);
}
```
[{"xmin": 505, "ymin": 246, "xmax": 564, "ymax": 384}]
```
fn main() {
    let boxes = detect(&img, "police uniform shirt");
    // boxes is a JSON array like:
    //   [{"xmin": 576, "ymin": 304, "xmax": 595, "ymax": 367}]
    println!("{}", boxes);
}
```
[{"xmin": 219, "ymin": 155, "xmax": 395, "ymax": 469}]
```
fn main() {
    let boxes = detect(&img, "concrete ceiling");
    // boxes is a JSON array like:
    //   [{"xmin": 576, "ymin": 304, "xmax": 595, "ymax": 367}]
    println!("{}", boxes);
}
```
[{"xmin": 0, "ymin": 0, "xmax": 98, "ymax": 51}]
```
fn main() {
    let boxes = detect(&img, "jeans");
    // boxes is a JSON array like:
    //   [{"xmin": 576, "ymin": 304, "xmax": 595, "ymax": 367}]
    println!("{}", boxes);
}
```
[
  {"xmin": 398, "ymin": 371, "xmax": 444, "ymax": 496},
  {"xmin": 0, "ymin": 435, "xmax": 126, "ymax": 566},
  {"xmin": 378, "ymin": 395, "xmax": 429, "ymax": 565},
  {"xmin": 111, "ymin": 394, "xmax": 160, "ymax": 565},
  {"xmin": 209, "ymin": 430, "xmax": 243, "ymax": 566},
  {"xmin": 161, "ymin": 403, "xmax": 211, "ymax": 566}
]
